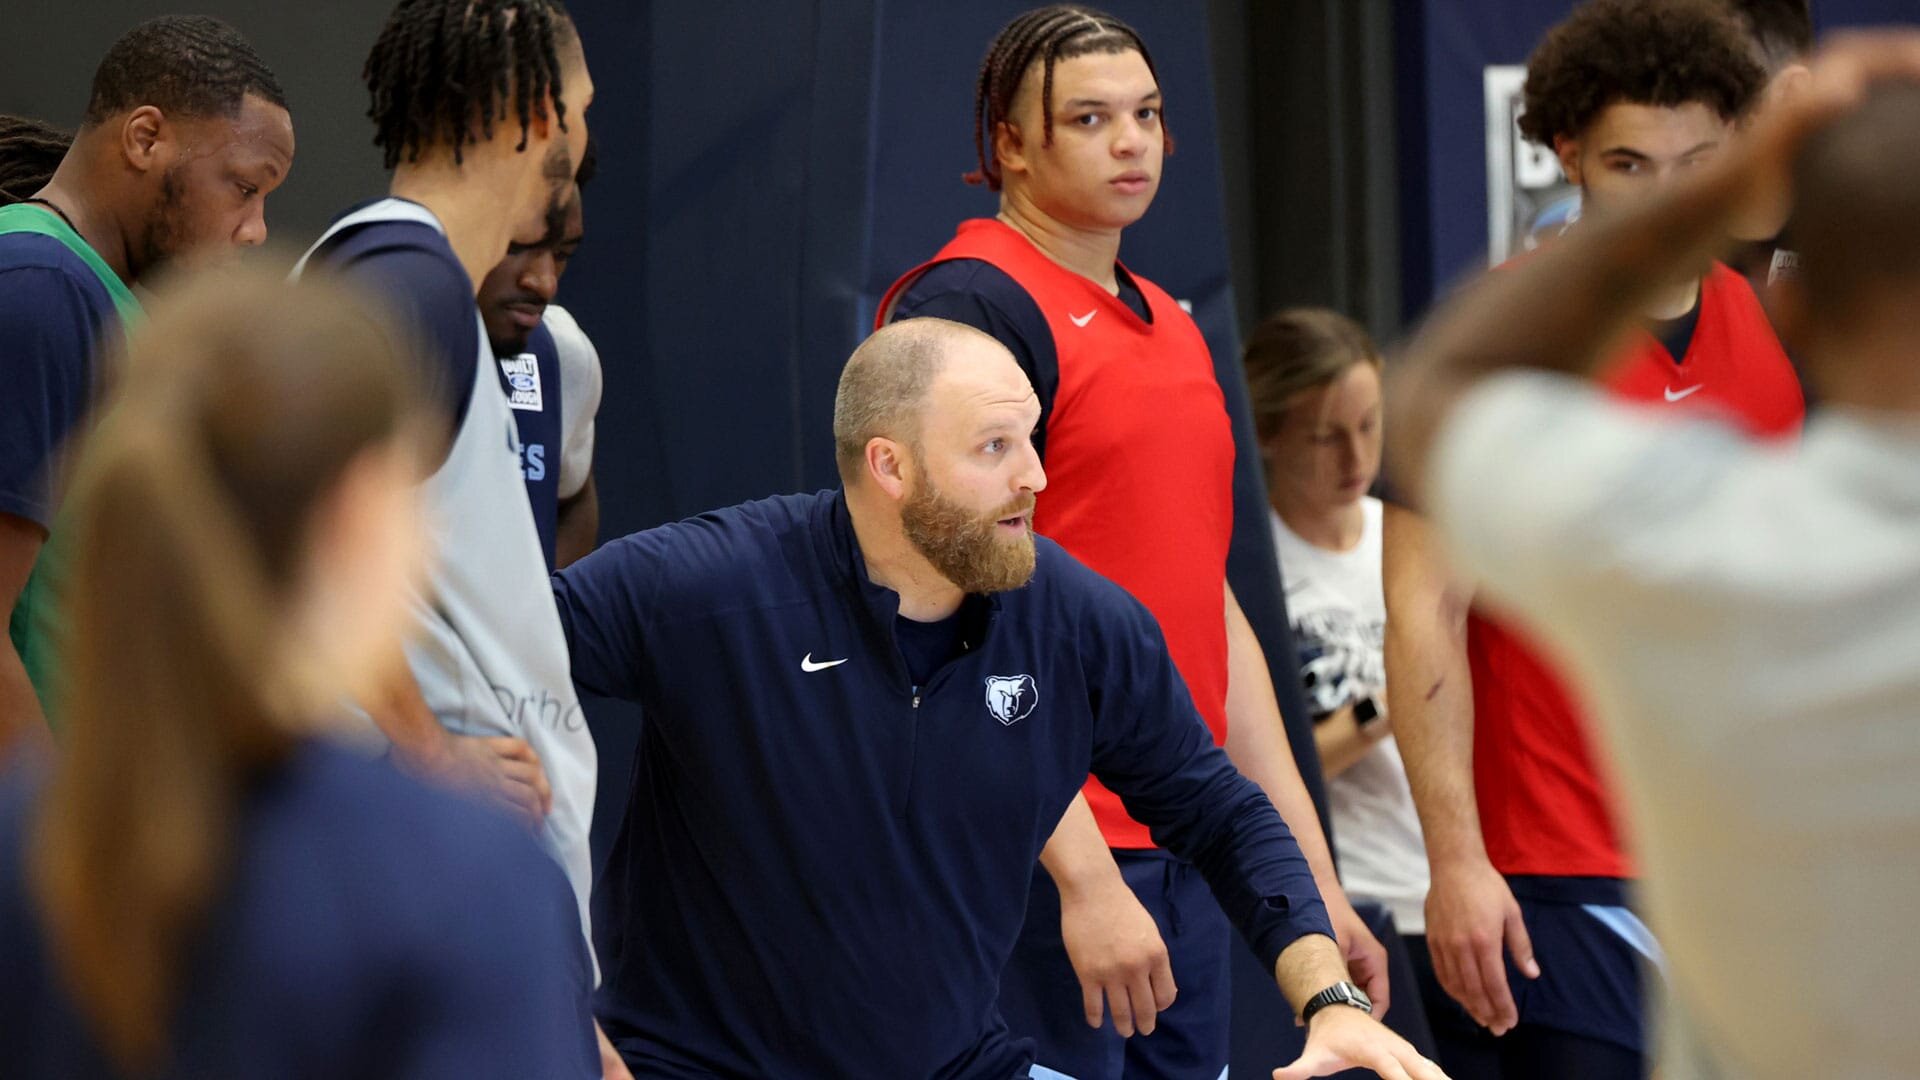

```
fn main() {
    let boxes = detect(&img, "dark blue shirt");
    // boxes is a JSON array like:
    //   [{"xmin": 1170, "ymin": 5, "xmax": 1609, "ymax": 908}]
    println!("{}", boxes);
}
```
[
  {"xmin": 892, "ymin": 259, "xmax": 1150, "ymax": 461},
  {"xmin": 0, "ymin": 232, "xmax": 117, "ymax": 529},
  {"xmin": 0, "ymin": 741, "xmax": 597, "ymax": 1078},
  {"xmin": 553, "ymin": 491, "xmax": 1333, "ymax": 1079},
  {"xmin": 306, "ymin": 201, "xmax": 479, "ymax": 433},
  {"xmin": 499, "ymin": 321, "xmax": 564, "ymax": 568}
]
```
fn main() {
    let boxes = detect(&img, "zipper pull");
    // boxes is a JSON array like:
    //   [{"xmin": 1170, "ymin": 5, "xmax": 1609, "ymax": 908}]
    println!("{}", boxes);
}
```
[{"xmin": 911, "ymin": 686, "xmax": 922, "ymax": 709}]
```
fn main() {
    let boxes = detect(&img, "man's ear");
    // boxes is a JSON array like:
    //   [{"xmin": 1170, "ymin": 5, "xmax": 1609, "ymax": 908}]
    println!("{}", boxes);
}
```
[
  {"xmin": 121, "ymin": 106, "xmax": 168, "ymax": 174},
  {"xmin": 993, "ymin": 120, "xmax": 1029, "ymax": 182},
  {"xmin": 866, "ymin": 437, "xmax": 911, "ymax": 501},
  {"xmin": 1553, "ymin": 134, "xmax": 1583, "ymax": 187},
  {"xmin": 1766, "ymin": 62, "xmax": 1814, "ymax": 114}
]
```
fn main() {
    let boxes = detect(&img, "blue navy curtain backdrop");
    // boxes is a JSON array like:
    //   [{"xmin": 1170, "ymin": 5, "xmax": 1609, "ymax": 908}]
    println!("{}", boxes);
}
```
[{"xmin": 561, "ymin": 0, "xmax": 1327, "ymax": 864}]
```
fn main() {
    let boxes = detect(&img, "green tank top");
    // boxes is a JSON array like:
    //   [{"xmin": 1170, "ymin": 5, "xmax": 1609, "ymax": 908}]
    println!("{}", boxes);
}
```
[{"xmin": 0, "ymin": 203, "xmax": 141, "ymax": 719}]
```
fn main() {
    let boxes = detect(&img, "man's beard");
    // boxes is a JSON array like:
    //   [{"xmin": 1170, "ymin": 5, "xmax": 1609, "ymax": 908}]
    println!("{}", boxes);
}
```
[
  {"xmin": 136, "ymin": 168, "xmax": 190, "ymax": 279},
  {"xmin": 900, "ymin": 474, "xmax": 1037, "ymax": 594}
]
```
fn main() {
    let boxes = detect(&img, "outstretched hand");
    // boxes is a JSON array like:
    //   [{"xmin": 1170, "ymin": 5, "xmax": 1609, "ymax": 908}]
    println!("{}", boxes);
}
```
[{"xmin": 1273, "ymin": 1005, "xmax": 1449, "ymax": 1080}]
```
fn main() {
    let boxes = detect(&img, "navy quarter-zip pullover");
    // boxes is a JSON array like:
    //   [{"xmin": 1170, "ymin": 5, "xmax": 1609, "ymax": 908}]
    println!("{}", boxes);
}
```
[{"xmin": 554, "ymin": 491, "xmax": 1333, "ymax": 1079}]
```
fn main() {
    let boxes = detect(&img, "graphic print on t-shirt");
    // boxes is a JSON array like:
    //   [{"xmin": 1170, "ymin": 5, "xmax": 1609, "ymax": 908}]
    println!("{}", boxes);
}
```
[
  {"xmin": 500, "ymin": 353, "xmax": 546, "ymax": 412},
  {"xmin": 1293, "ymin": 605, "xmax": 1385, "ymax": 718}
]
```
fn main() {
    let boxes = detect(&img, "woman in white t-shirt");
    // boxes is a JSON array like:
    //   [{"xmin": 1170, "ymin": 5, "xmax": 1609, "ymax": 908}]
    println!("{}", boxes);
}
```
[{"xmin": 1245, "ymin": 307, "xmax": 1438, "ymax": 1016}]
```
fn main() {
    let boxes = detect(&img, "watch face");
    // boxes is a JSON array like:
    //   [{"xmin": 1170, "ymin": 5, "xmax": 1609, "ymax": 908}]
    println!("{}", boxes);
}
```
[{"xmin": 1322, "ymin": 982, "xmax": 1373, "ymax": 1013}]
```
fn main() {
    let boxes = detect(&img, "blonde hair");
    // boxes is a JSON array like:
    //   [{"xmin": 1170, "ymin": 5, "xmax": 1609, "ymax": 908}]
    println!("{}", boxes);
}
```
[
  {"xmin": 30, "ymin": 268, "xmax": 422, "ymax": 1072},
  {"xmin": 1242, "ymin": 307, "xmax": 1380, "ymax": 442}
]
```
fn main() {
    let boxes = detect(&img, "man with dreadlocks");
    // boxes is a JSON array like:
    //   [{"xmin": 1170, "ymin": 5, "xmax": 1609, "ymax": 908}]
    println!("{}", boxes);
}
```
[
  {"xmin": 293, "ymin": 3, "xmax": 616, "ymax": 1076},
  {"xmin": 876, "ymin": 7, "xmax": 1389, "ymax": 1076},
  {"xmin": 0, "ymin": 16, "xmax": 294, "ymax": 756}
]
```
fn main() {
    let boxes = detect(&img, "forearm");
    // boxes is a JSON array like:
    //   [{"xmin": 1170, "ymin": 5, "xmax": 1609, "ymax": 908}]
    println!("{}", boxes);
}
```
[
  {"xmin": 1274, "ymin": 928, "xmax": 1348, "ymax": 1014},
  {"xmin": 1038, "ymin": 792, "xmax": 1125, "ymax": 897},
  {"xmin": 366, "ymin": 652, "xmax": 455, "ymax": 765},
  {"xmin": 1172, "ymin": 776, "xmax": 1334, "ymax": 970},
  {"xmin": 554, "ymin": 474, "xmax": 600, "ymax": 569},
  {"xmin": 1381, "ymin": 509, "xmax": 1486, "ymax": 865},
  {"xmin": 1222, "ymin": 588, "xmax": 1342, "ymax": 892}
]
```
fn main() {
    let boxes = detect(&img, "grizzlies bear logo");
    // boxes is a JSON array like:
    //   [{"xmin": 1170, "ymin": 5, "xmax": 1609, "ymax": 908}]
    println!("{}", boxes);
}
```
[{"xmin": 984, "ymin": 674, "xmax": 1039, "ymax": 726}]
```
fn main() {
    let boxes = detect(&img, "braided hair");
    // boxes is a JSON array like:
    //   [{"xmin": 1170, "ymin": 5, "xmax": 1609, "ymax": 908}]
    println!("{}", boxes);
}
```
[
  {"xmin": 967, "ymin": 5, "xmax": 1168, "ymax": 190},
  {"xmin": 0, "ymin": 115, "xmax": 72, "ymax": 205},
  {"xmin": 363, "ymin": 0, "xmax": 577, "ymax": 169},
  {"xmin": 84, "ymin": 15, "xmax": 286, "ymax": 127}
]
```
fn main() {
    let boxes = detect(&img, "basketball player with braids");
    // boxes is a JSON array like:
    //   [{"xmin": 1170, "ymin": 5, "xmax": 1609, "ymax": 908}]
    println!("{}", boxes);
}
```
[
  {"xmin": 294, "ymin": 4, "xmax": 620, "ymax": 1076},
  {"xmin": 879, "ymin": 8, "xmax": 1389, "ymax": 1074},
  {"xmin": 0, "ymin": 17, "xmax": 294, "ymax": 755}
]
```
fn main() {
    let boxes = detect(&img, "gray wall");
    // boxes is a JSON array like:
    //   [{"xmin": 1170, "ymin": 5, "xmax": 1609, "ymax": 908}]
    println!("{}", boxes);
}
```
[{"xmin": 1, "ymin": 1, "xmax": 398, "ymax": 258}]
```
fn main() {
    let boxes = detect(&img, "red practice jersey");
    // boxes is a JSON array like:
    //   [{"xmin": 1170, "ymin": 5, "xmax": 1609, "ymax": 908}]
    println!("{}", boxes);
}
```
[
  {"xmin": 1473, "ymin": 262, "xmax": 1803, "ymax": 879},
  {"xmin": 880, "ymin": 219, "xmax": 1236, "ymax": 849}
]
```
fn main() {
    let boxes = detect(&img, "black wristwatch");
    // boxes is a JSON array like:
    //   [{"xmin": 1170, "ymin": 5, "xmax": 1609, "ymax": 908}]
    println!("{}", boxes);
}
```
[{"xmin": 1300, "ymin": 981, "xmax": 1374, "ymax": 1025}]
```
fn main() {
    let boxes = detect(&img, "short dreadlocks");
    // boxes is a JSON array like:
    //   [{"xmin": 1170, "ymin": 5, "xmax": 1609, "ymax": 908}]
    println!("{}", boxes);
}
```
[
  {"xmin": 362, "ymin": 0, "xmax": 576, "ymax": 169},
  {"xmin": 0, "ymin": 115, "xmax": 72, "ymax": 205}
]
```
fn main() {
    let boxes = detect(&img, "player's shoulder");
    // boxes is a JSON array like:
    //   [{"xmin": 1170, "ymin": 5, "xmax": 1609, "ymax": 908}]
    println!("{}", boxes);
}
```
[
  {"xmin": 0, "ymin": 234, "xmax": 113, "ymax": 314},
  {"xmin": 540, "ymin": 303, "xmax": 598, "ymax": 365},
  {"xmin": 310, "ymin": 200, "xmax": 467, "ymax": 288},
  {"xmin": 597, "ymin": 491, "xmax": 839, "ymax": 615},
  {"xmin": 895, "ymin": 257, "xmax": 1042, "ymax": 319},
  {"xmin": 1026, "ymin": 536, "xmax": 1161, "ymax": 642}
]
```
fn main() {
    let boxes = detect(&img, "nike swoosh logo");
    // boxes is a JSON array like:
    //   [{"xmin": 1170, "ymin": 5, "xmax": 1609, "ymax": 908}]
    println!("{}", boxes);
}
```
[
  {"xmin": 1069, "ymin": 310, "xmax": 1096, "ymax": 328},
  {"xmin": 801, "ymin": 653, "xmax": 848, "ymax": 673},
  {"xmin": 1664, "ymin": 384, "xmax": 1704, "ymax": 402}
]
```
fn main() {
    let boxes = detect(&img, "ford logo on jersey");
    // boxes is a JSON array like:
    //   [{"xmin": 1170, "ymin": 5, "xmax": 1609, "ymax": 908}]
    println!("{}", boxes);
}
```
[
  {"xmin": 984, "ymin": 674, "xmax": 1039, "ymax": 726},
  {"xmin": 509, "ymin": 372, "xmax": 537, "ymax": 392}
]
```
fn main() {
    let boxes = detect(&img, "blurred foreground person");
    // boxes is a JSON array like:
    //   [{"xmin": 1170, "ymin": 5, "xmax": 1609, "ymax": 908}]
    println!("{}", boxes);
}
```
[
  {"xmin": 0, "ymin": 270, "xmax": 596, "ymax": 1078},
  {"xmin": 1388, "ymin": 38, "xmax": 1920, "ymax": 1080}
]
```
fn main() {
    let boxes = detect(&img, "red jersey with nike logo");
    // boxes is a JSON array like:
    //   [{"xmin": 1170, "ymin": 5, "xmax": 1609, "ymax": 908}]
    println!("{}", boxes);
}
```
[
  {"xmin": 879, "ymin": 218, "xmax": 1236, "ymax": 850},
  {"xmin": 1473, "ymin": 262, "xmax": 1803, "ymax": 879}
]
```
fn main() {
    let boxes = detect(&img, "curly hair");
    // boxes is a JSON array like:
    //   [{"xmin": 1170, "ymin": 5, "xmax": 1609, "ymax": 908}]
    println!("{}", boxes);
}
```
[
  {"xmin": 1519, "ymin": 0, "xmax": 1766, "ymax": 148},
  {"xmin": 966, "ymin": 5, "xmax": 1169, "ymax": 190},
  {"xmin": 362, "ymin": 0, "xmax": 575, "ymax": 169}
]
